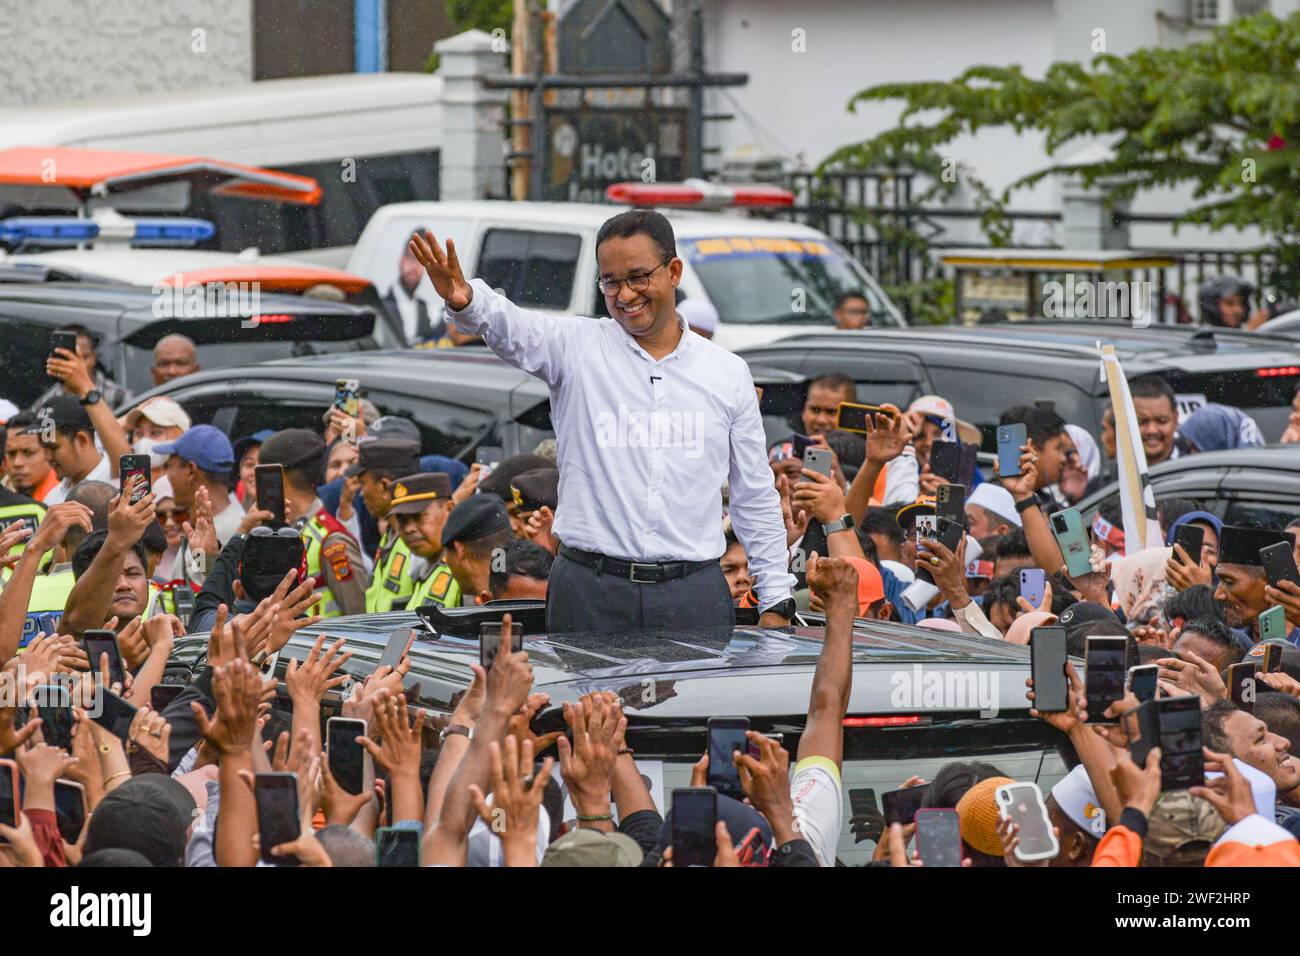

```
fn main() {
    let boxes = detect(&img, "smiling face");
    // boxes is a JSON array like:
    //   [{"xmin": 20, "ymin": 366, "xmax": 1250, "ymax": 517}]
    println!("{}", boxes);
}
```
[
  {"xmin": 1223, "ymin": 709, "xmax": 1300, "ymax": 795},
  {"xmin": 1214, "ymin": 563, "xmax": 1268, "ymax": 629},
  {"xmin": 1134, "ymin": 395, "xmax": 1177, "ymax": 464},
  {"xmin": 596, "ymin": 233, "xmax": 681, "ymax": 342},
  {"xmin": 802, "ymin": 383, "xmax": 853, "ymax": 437}
]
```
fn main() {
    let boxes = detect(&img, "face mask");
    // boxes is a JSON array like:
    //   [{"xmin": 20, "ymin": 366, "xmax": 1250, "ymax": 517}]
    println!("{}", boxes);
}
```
[{"xmin": 134, "ymin": 437, "xmax": 167, "ymax": 470}]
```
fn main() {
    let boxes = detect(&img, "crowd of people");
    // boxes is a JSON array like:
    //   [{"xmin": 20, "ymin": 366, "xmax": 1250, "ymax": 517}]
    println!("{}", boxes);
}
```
[{"xmin": 0, "ymin": 208, "xmax": 1299, "ymax": 873}]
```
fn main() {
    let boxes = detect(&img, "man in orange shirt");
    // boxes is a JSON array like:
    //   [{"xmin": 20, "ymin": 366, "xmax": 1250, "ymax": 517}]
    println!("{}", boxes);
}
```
[{"xmin": 3, "ymin": 411, "xmax": 59, "ymax": 502}]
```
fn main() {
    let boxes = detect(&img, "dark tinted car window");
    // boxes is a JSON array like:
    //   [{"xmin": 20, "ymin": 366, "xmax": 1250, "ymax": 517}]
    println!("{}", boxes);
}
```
[
  {"xmin": 0, "ymin": 318, "xmax": 64, "ymax": 407},
  {"xmin": 478, "ymin": 229, "xmax": 581, "ymax": 310},
  {"xmin": 924, "ymin": 366, "xmax": 1099, "ymax": 449}
]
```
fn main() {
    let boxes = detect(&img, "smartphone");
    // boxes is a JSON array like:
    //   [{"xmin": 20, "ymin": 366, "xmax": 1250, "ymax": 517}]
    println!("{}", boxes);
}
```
[
  {"xmin": 995, "ymin": 782, "xmax": 1059, "ymax": 862},
  {"xmin": 929, "ymin": 441, "xmax": 961, "ymax": 483},
  {"xmin": 1262, "ymin": 639, "xmax": 1285, "ymax": 673},
  {"xmin": 91, "ymin": 689, "xmax": 138, "ymax": 743},
  {"xmin": 1157, "ymin": 695, "xmax": 1204, "ymax": 791},
  {"xmin": 1261, "ymin": 541, "xmax": 1300, "ymax": 588},
  {"xmin": 1129, "ymin": 664, "xmax": 1159, "ymax": 703},
  {"xmin": 996, "ymin": 423, "xmax": 1028, "ymax": 478},
  {"xmin": 848, "ymin": 788, "xmax": 884, "ymax": 843},
  {"xmin": 1050, "ymin": 508, "xmax": 1094, "ymax": 578},
  {"xmin": 670, "ymin": 787, "xmax": 717, "ymax": 868},
  {"xmin": 914, "ymin": 513, "xmax": 937, "ymax": 549},
  {"xmin": 254, "ymin": 772, "xmax": 301, "ymax": 864},
  {"xmin": 956, "ymin": 442, "xmax": 979, "ymax": 488},
  {"xmin": 326, "ymin": 717, "xmax": 368, "ymax": 796},
  {"xmin": 475, "ymin": 446, "xmax": 503, "ymax": 473},
  {"xmin": 118, "ymin": 454, "xmax": 152, "ymax": 505},
  {"xmin": 33, "ymin": 683, "xmax": 73, "ymax": 751},
  {"xmin": 254, "ymin": 464, "xmax": 286, "ymax": 528},
  {"xmin": 706, "ymin": 717, "xmax": 749, "ymax": 800},
  {"xmin": 333, "ymin": 378, "xmax": 360, "ymax": 418},
  {"xmin": 81, "ymin": 629, "xmax": 125, "ymax": 688},
  {"xmin": 1084, "ymin": 636, "xmax": 1128, "ymax": 723},
  {"xmin": 50, "ymin": 330, "xmax": 78, "ymax": 362},
  {"xmin": 1029, "ymin": 626, "xmax": 1069, "ymax": 712},
  {"xmin": 479, "ymin": 621, "xmax": 523, "ymax": 670},
  {"xmin": 935, "ymin": 483, "xmax": 966, "ymax": 529},
  {"xmin": 0, "ymin": 759, "xmax": 17, "ymax": 842},
  {"xmin": 1126, "ymin": 699, "xmax": 1160, "ymax": 770},
  {"xmin": 53, "ymin": 780, "xmax": 87, "ymax": 844},
  {"xmin": 1260, "ymin": 607, "xmax": 1288, "ymax": 644},
  {"xmin": 914, "ymin": 807, "xmax": 962, "ymax": 867},
  {"xmin": 835, "ymin": 401, "xmax": 893, "ymax": 434},
  {"xmin": 379, "ymin": 627, "xmax": 417, "ymax": 673},
  {"xmin": 934, "ymin": 515, "xmax": 963, "ymax": 553},
  {"xmin": 375, "ymin": 826, "xmax": 421, "ymax": 867},
  {"xmin": 150, "ymin": 683, "xmax": 184, "ymax": 712},
  {"xmin": 1019, "ymin": 568, "xmax": 1046, "ymax": 608},
  {"xmin": 791, "ymin": 434, "xmax": 815, "ymax": 459},
  {"xmin": 802, "ymin": 446, "xmax": 833, "ymax": 479},
  {"xmin": 881, "ymin": 785, "xmax": 928, "ymax": 827},
  {"xmin": 1228, "ymin": 661, "xmax": 1259, "ymax": 712},
  {"xmin": 172, "ymin": 585, "xmax": 196, "ymax": 627},
  {"xmin": 1173, "ymin": 524, "xmax": 1205, "ymax": 568}
]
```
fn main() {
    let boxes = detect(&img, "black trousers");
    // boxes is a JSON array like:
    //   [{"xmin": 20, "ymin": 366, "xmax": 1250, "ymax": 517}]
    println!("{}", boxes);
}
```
[{"xmin": 545, "ymin": 553, "xmax": 736, "ymax": 635}]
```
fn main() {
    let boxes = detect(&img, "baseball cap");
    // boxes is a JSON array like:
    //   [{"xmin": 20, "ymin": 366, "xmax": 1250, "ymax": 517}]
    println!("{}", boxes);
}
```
[
  {"xmin": 344, "ymin": 438, "xmax": 420, "ymax": 478},
  {"xmin": 908, "ymin": 395, "xmax": 981, "ymax": 446},
  {"xmin": 1245, "ymin": 640, "xmax": 1300, "ymax": 681},
  {"xmin": 259, "ymin": 428, "xmax": 326, "ymax": 471},
  {"xmin": 541, "ymin": 828, "xmax": 643, "ymax": 867},
  {"xmin": 388, "ymin": 472, "xmax": 453, "ymax": 515},
  {"xmin": 368, "ymin": 415, "xmax": 422, "ymax": 444},
  {"xmin": 36, "ymin": 395, "xmax": 92, "ymax": 442},
  {"xmin": 841, "ymin": 556, "xmax": 885, "ymax": 611},
  {"xmin": 232, "ymin": 429, "xmax": 274, "ymax": 465},
  {"xmin": 1142, "ymin": 791, "xmax": 1225, "ymax": 865},
  {"xmin": 156, "ymin": 424, "xmax": 234, "ymax": 475},
  {"xmin": 122, "ymin": 397, "xmax": 191, "ymax": 433},
  {"xmin": 441, "ymin": 495, "xmax": 512, "ymax": 548},
  {"xmin": 966, "ymin": 483, "xmax": 1022, "ymax": 528},
  {"xmin": 1055, "ymin": 601, "xmax": 1124, "ymax": 644},
  {"xmin": 83, "ymin": 775, "xmax": 197, "ymax": 867},
  {"xmin": 955, "ymin": 776, "xmax": 1015, "ymax": 857},
  {"xmin": 895, "ymin": 496, "xmax": 936, "ymax": 530},
  {"xmin": 510, "ymin": 468, "xmax": 559, "ymax": 513}
]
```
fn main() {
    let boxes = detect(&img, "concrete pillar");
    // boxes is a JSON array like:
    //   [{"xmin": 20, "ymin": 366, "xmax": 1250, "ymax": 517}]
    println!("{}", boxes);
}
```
[
  {"xmin": 1060, "ymin": 175, "xmax": 1130, "ymax": 250},
  {"xmin": 435, "ymin": 29, "xmax": 508, "ymax": 201}
]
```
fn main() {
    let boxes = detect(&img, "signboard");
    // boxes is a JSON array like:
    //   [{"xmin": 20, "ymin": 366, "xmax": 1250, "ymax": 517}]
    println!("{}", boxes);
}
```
[{"xmin": 544, "ymin": 107, "xmax": 689, "ymax": 203}]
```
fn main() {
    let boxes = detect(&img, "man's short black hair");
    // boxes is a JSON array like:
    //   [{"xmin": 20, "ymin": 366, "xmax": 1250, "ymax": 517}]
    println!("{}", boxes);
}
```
[
  {"xmin": 1157, "ymin": 497, "xmax": 1201, "ymax": 533},
  {"xmin": 806, "ymin": 373, "xmax": 857, "ymax": 403},
  {"xmin": 861, "ymin": 507, "xmax": 905, "ymax": 547},
  {"xmin": 834, "ymin": 291, "xmax": 869, "ymax": 310},
  {"xmin": 488, "ymin": 539, "xmax": 554, "ymax": 599},
  {"xmin": 72, "ymin": 529, "xmax": 146, "ymax": 580},
  {"xmin": 1046, "ymin": 572, "xmax": 1080, "ymax": 615},
  {"xmin": 1163, "ymin": 584, "xmax": 1224, "ymax": 626},
  {"xmin": 61, "ymin": 323, "xmax": 98, "ymax": 348},
  {"xmin": 999, "ymin": 406, "xmax": 1067, "ymax": 449},
  {"xmin": 1202, "ymin": 699, "xmax": 1239, "ymax": 755},
  {"xmin": 982, "ymin": 574, "xmax": 1021, "ymax": 614},
  {"xmin": 1255, "ymin": 692, "xmax": 1300, "ymax": 756},
  {"xmin": 1098, "ymin": 494, "xmax": 1123, "ymax": 528},
  {"xmin": 994, "ymin": 527, "xmax": 1030, "ymax": 559},
  {"xmin": 595, "ymin": 209, "xmax": 676, "ymax": 262},
  {"xmin": 6, "ymin": 410, "xmax": 37, "ymax": 434},
  {"xmin": 1129, "ymin": 374, "xmax": 1176, "ymax": 409},
  {"xmin": 1177, "ymin": 615, "xmax": 1235, "ymax": 652}
]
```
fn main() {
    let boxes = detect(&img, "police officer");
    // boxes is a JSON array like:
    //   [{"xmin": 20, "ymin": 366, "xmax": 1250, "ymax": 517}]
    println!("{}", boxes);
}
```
[
  {"xmin": 0, "ymin": 475, "xmax": 45, "ymax": 561},
  {"xmin": 386, "ymin": 472, "xmax": 457, "ymax": 610},
  {"xmin": 257, "ymin": 429, "xmax": 367, "ymax": 618},
  {"xmin": 421, "ymin": 495, "xmax": 513, "ymax": 609},
  {"xmin": 348, "ymin": 438, "xmax": 421, "ymax": 612},
  {"xmin": 509, "ymin": 468, "xmax": 558, "ymax": 544}
]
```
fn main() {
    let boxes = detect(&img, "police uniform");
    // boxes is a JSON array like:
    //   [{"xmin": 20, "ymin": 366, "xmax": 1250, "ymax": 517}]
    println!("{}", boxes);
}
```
[
  {"xmin": 347, "ymin": 439, "xmax": 421, "ymax": 613},
  {"xmin": 258, "ymin": 429, "xmax": 368, "ymax": 618},
  {"xmin": 384, "ymin": 471, "xmax": 458, "ymax": 610},
  {"xmin": 20, "ymin": 565, "xmax": 73, "ymax": 650},
  {"xmin": 0, "ymin": 485, "xmax": 45, "ymax": 564},
  {"xmin": 509, "ymin": 467, "xmax": 558, "ymax": 527},
  {"xmin": 408, "ymin": 494, "xmax": 511, "ymax": 610}
]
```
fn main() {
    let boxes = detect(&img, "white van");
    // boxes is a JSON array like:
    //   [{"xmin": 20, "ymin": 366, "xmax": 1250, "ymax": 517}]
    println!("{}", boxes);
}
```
[
  {"xmin": 347, "ymin": 198, "xmax": 905, "ymax": 351},
  {"xmin": 0, "ymin": 73, "xmax": 441, "ymax": 261}
]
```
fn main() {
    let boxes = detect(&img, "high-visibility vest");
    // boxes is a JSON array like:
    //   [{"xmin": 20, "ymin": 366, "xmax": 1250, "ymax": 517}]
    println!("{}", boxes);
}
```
[
  {"xmin": 301, "ymin": 509, "xmax": 355, "ymax": 619},
  {"xmin": 20, "ymin": 567, "xmax": 74, "ymax": 649},
  {"xmin": 406, "ymin": 562, "xmax": 461, "ymax": 611},
  {"xmin": 0, "ymin": 500, "xmax": 48, "ymax": 569},
  {"xmin": 365, "ymin": 527, "xmax": 414, "ymax": 613}
]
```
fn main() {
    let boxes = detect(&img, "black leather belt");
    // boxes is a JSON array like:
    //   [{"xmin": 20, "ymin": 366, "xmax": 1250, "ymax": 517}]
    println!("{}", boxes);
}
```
[{"xmin": 558, "ymin": 542, "xmax": 715, "ymax": 584}]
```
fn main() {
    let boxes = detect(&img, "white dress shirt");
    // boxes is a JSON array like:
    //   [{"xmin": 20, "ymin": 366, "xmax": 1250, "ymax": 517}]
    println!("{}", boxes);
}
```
[{"xmin": 448, "ymin": 279, "xmax": 795, "ymax": 608}]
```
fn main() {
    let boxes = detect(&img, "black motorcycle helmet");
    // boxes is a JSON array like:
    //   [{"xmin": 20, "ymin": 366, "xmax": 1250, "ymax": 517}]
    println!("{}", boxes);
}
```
[{"xmin": 1199, "ymin": 275, "xmax": 1255, "ymax": 326}]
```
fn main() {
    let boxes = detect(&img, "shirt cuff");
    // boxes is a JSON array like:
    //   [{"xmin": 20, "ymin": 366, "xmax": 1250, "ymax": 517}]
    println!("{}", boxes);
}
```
[{"xmin": 1118, "ymin": 806, "xmax": 1149, "ymax": 839}]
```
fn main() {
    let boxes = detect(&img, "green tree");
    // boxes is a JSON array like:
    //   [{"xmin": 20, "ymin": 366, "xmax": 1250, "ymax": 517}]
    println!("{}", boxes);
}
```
[
  {"xmin": 427, "ymin": 0, "xmax": 514, "ymax": 71},
  {"xmin": 823, "ymin": 10, "xmax": 1300, "ymax": 303}
]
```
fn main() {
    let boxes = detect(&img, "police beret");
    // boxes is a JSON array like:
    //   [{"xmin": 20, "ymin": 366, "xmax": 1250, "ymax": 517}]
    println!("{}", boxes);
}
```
[
  {"xmin": 510, "ymin": 468, "xmax": 559, "ymax": 513},
  {"xmin": 388, "ymin": 472, "xmax": 454, "ymax": 515},
  {"xmin": 441, "ymin": 494, "xmax": 512, "ymax": 547},
  {"xmin": 258, "ymin": 429, "xmax": 326, "ymax": 470},
  {"xmin": 1217, "ymin": 525, "xmax": 1296, "ymax": 567},
  {"xmin": 344, "ymin": 438, "xmax": 420, "ymax": 478}
]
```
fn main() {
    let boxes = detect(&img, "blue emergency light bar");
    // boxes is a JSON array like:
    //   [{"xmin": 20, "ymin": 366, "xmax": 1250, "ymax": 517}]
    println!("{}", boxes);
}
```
[{"xmin": 0, "ymin": 216, "xmax": 216, "ymax": 248}]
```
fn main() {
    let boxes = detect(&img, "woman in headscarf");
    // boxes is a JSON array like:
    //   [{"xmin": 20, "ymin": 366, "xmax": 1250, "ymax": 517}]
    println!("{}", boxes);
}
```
[
  {"xmin": 1056, "ymin": 423, "xmax": 1100, "ymax": 503},
  {"xmin": 1163, "ymin": 510, "xmax": 1222, "ymax": 591},
  {"xmin": 1179, "ymin": 404, "xmax": 1265, "ymax": 453}
]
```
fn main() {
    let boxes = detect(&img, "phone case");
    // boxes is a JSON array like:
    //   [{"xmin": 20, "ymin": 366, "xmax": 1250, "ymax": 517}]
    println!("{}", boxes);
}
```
[
  {"xmin": 913, "ymin": 808, "xmax": 962, "ymax": 867},
  {"xmin": 1050, "ymin": 508, "xmax": 1094, "ymax": 578},
  {"xmin": 1260, "ymin": 607, "xmax": 1286, "ymax": 642},
  {"xmin": 1029, "ymin": 628, "xmax": 1069, "ymax": 712},
  {"xmin": 994, "ymin": 782, "xmax": 1059, "ymax": 862},
  {"xmin": 802, "ymin": 447, "xmax": 833, "ymax": 478},
  {"xmin": 1019, "ymin": 569, "xmax": 1046, "ymax": 607},
  {"xmin": 997, "ymin": 425, "xmax": 1027, "ymax": 477}
]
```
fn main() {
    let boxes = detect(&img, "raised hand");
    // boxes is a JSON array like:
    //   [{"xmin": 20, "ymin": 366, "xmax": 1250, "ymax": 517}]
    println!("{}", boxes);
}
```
[
  {"xmin": 284, "ymin": 635, "xmax": 352, "ymax": 705},
  {"xmin": 864, "ymin": 410, "xmax": 907, "ymax": 466},
  {"xmin": 408, "ymin": 231, "xmax": 473, "ymax": 311},
  {"xmin": 193, "ymin": 659, "xmax": 262, "ymax": 755},
  {"xmin": 557, "ymin": 694, "xmax": 624, "ymax": 820},
  {"xmin": 468, "ymin": 735, "xmax": 553, "ymax": 867}
]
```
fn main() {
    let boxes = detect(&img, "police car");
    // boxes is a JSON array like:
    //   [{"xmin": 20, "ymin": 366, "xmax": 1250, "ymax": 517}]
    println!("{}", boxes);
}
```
[{"xmin": 344, "ymin": 180, "xmax": 905, "ymax": 352}]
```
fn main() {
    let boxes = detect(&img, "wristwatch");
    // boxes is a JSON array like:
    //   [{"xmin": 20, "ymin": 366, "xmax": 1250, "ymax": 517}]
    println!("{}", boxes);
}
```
[
  {"xmin": 439, "ymin": 723, "xmax": 472, "ymax": 745},
  {"xmin": 823, "ymin": 513, "xmax": 855, "ymax": 535},
  {"xmin": 79, "ymin": 389, "xmax": 102, "ymax": 406},
  {"xmin": 761, "ymin": 598, "xmax": 797, "ymax": 621}
]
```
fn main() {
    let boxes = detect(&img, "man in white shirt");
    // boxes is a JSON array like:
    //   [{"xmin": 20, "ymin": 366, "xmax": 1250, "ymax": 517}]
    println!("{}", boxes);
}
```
[
  {"xmin": 37, "ymin": 395, "xmax": 121, "ymax": 505},
  {"xmin": 157, "ymin": 425, "xmax": 245, "ymax": 545},
  {"xmin": 409, "ymin": 209, "xmax": 795, "ymax": 633}
]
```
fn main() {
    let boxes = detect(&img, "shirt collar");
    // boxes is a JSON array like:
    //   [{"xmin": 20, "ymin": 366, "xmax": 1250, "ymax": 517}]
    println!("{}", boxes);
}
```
[{"xmin": 618, "ymin": 309, "xmax": 692, "ymax": 363}]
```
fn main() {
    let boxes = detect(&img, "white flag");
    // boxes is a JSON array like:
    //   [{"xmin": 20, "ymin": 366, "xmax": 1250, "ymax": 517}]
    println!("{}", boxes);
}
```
[{"xmin": 1099, "ymin": 344, "xmax": 1163, "ymax": 554}]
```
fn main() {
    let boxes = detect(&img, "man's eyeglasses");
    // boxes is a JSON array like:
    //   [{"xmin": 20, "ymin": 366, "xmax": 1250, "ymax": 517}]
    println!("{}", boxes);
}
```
[{"xmin": 597, "ymin": 258, "xmax": 672, "ymax": 296}]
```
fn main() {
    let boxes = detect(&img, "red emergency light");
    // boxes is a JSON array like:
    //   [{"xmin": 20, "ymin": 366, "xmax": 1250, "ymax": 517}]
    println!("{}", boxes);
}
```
[
  {"xmin": 1256, "ymin": 366, "xmax": 1300, "ymax": 377},
  {"xmin": 842, "ymin": 715, "xmax": 926, "ymax": 728},
  {"xmin": 606, "ymin": 178, "xmax": 794, "ymax": 209}
]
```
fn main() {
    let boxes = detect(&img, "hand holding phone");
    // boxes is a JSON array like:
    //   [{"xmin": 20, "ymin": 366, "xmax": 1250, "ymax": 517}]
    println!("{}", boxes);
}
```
[
  {"xmin": 996, "ymin": 424, "xmax": 1027, "ymax": 478},
  {"xmin": 254, "ymin": 772, "xmax": 301, "ymax": 864},
  {"xmin": 1029, "ymin": 627, "xmax": 1069, "ymax": 712},
  {"xmin": 254, "ymin": 464, "xmax": 286, "ymax": 528},
  {"xmin": 480, "ymin": 620, "xmax": 522, "ymax": 670},
  {"xmin": 1019, "ymin": 568, "xmax": 1046, "ymax": 608},
  {"xmin": 670, "ymin": 787, "xmax": 717, "ymax": 867},
  {"xmin": 914, "ymin": 808, "xmax": 962, "ymax": 867},
  {"xmin": 118, "ymin": 455, "xmax": 152, "ymax": 505},
  {"xmin": 802, "ymin": 446, "xmax": 833, "ymax": 479},
  {"xmin": 706, "ymin": 717, "xmax": 749, "ymax": 800}
]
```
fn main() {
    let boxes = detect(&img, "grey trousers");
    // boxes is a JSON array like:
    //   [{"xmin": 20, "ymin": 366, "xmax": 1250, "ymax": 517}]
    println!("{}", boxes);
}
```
[{"xmin": 545, "ymin": 553, "xmax": 736, "ymax": 635}]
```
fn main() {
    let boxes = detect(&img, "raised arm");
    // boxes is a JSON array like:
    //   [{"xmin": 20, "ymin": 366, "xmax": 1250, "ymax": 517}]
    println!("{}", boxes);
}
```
[
  {"xmin": 61, "ymin": 482, "xmax": 154, "ymax": 637},
  {"xmin": 0, "ymin": 503, "xmax": 91, "ymax": 661},
  {"xmin": 798, "ymin": 555, "xmax": 858, "ymax": 769}
]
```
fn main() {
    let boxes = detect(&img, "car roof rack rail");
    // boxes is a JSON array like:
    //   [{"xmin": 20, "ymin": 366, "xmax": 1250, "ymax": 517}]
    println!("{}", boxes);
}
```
[{"xmin": 415, "ymin": 600, "xmax": 548, "ymax": 637}]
